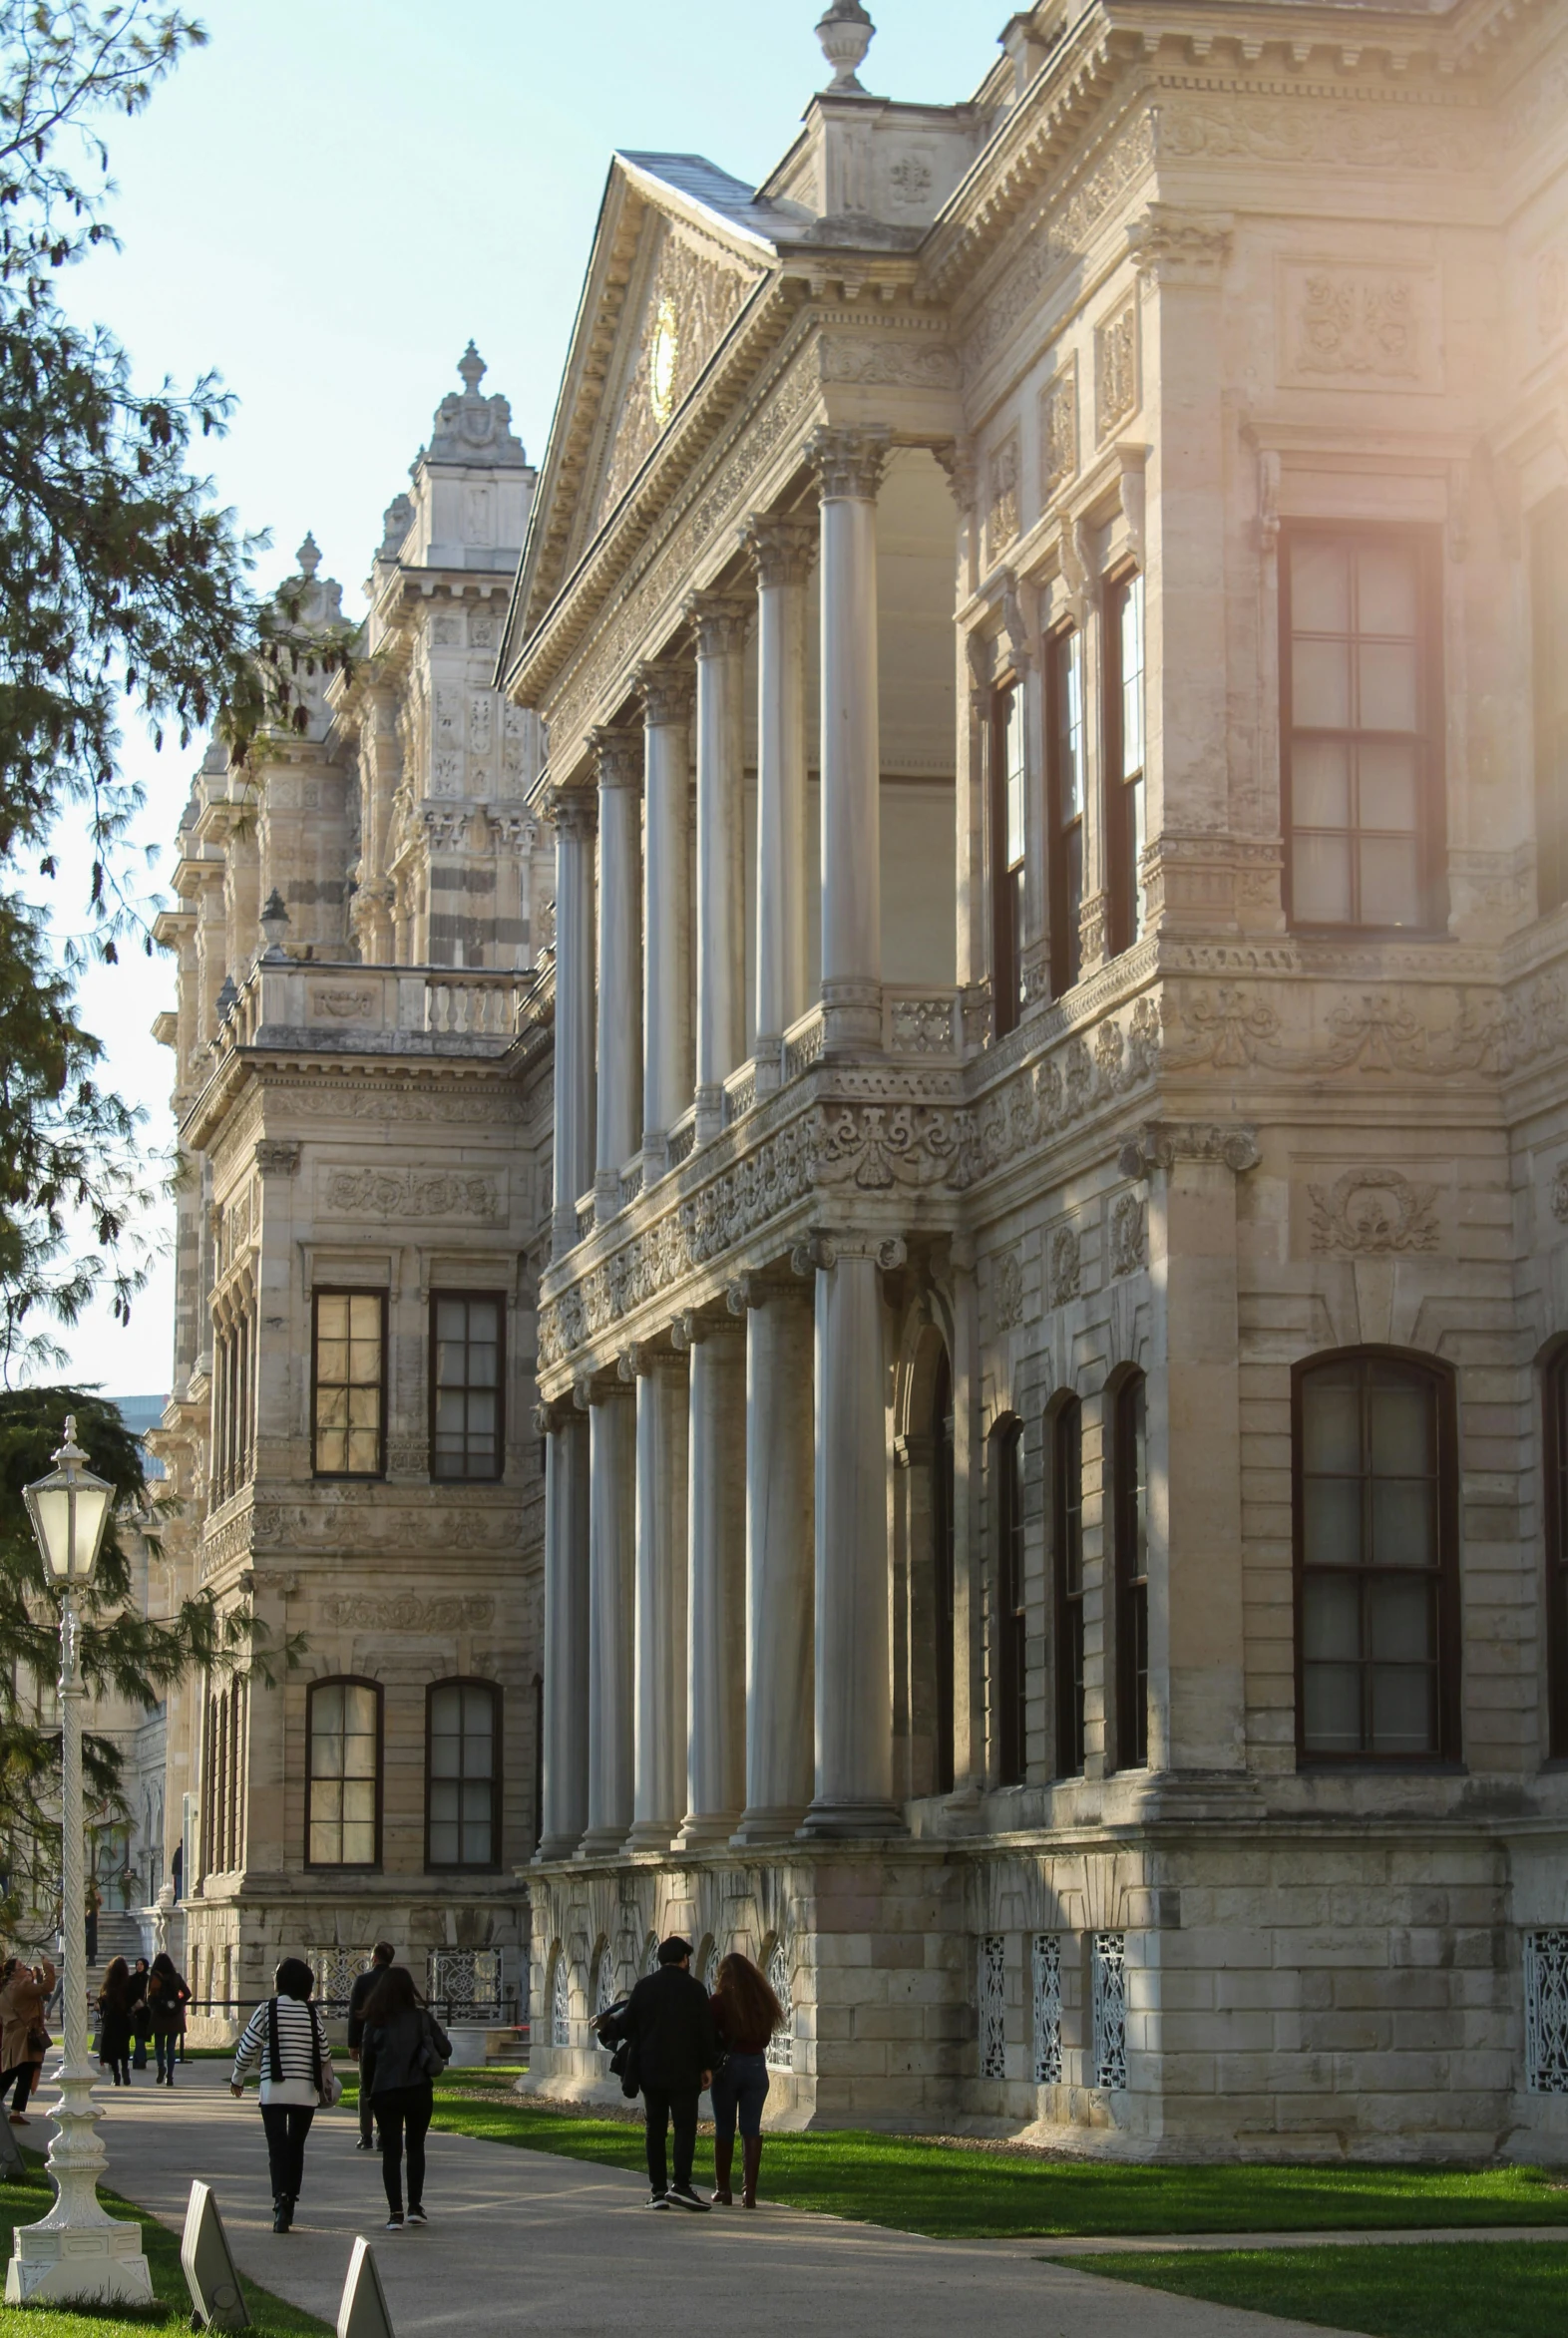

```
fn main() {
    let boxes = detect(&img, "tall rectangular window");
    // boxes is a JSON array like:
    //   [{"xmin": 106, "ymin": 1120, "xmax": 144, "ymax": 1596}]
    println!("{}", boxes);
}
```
[
  {"xmin": 427, "ymin": 1681, "xmax": 500, "ymax": 1869},
  {"xmin": 312, "ymin": 1291, "xmax": 385, "ymax": 1477},
  {"xmin": 307, "ymin": 1679, "xmax": 381, "ymax": 1867},
  {"xmin": 431, "ymin": 1294, "xmax": 504, "ymax": 1481},
  {"xmin": 1047, "ymin": 626, "xmax": 1084, "ymax": 995},
  {"xmin": 1114, "ymin": 1374, "xmax": 1149, "ymax": 1770},
  {"xmin": 990, "ymin": 682, "xmax": 1026, "ymax": 1037},
  {"xmin": 1284, "ymin": 531, "xmax": 1440, "ymax": 932},
  {"xmin": 1545, "ymin": 1353, "xmax": 1568, "ymax": 1760},
  {"xmin": 1534, "ymin": 493, "xmax": 1568, "ymax": 918},
  {"xmin": 1295, "ymin": 1353, "xmax": 1457, "ymax": 1762},
  {"xmin": 1053, "ymin": 1398, "xmax": 1085, "ymax": 1777},
  {"xmin": 1105, "ymin": 572, "xmax": 1145, "ymax": 955},
  {"xmin": 994, "ymin": 1422, "xmax": 1026, "ymax": 1783}
]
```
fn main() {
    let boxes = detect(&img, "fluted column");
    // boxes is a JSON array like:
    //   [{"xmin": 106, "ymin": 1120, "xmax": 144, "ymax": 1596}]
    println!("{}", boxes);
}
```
[
  {"xmin": 744, "ymin": 515, "xmax": 815, "ymax": 1090},
  {"xmin": 678, "ymin": 1314, "xmax": 746, "ymax": 1843},
  {"xmin": 592, "ymin": 729, "xmax": 642, "ymax": 1221},
  {"xmin": 809, "ymin": 426, "xmax": 890, "ymax": 1053},
  {"xmin": 800, "ymin": 1235, "xmax": 903, "ymax": 1836},
  {"xmin": 733, "ymin": 1284, "xmax": 815, "ymax": 1843},
  {"xmin": 637, "ymin": 662, "xmax": 694, "ymax": 1163},
  {"xmin": 539, "ymin": 1411, "xmax": 590, "ymax": 1857},
  {"xmin": 582, "ymin": 1382, "xmax": 635, "ymax": 1852},
  {"xmin": 549, "ymin": 790, "xmax": 596, "ymax": 1257},
  {"xmin": 628, "ymin": 1350, "xmax": 689, "ymax": 1849},
  {"xmin": 686, "ymin": 592, "xmax": 750, "ymax": 1142}
]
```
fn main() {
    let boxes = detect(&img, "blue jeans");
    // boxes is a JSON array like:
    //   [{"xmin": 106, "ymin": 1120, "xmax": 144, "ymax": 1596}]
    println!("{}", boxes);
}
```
[
  {"xmin": 155, "ymin": 2032, "xmax": 176, "ymax": 2081},
  {"xmin": 710, "ymin": 2051, "xmax": 769, "ymax": 2144}
]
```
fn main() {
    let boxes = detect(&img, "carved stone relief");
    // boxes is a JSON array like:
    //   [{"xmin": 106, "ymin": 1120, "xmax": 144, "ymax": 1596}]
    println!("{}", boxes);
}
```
[
  {"xmin": 1277, "ymin": 262, "xmax": 1440, "ymax": 391},
  {"xmin": 992, "ymin": 1250, "xmax": 1023, "ymax": 1332},
  {"xmin": 1108, "ymin": 1193, "xmax": 1145, "ymax": 1279},
  {"xmin": 1095, "ymin": 298, "xmax": 1138, "ymax": 437},
  {"xmin": 1307, "ymin": 1168, "xmax": 1438, "ymax": 1256},
  {"xmin": 987, "ymin": 432, "xmax": 1020, "ymax": 564},
  {"xmin": 1048, "ymin": 1225, "xmax": 1082, "ymax": 1308},
  {"xmin": 1554, "ymin": 1162, "xmax": 1568, "ymax": 1225},
  {"xmin": 320, "ymin": 1593, "xmax": 496, "ymax": 1631},
  {"xmin": 309, "ymin": 985, "xmax": 379, "ymax": 1021},
  {"xmin": 596, "ymin": 223, "xmax": 756, "ymax": 526},
  {"xmin": 820, "ymin": 333, "xmax": 960, "ymax": 389},
  {"xmin": 1039, "ymin": 363, "xmax": 1077, "ymax": 505},
  {"xmin": 319, "ymin": 1167, "xmax": 505, "ymax": 1223}
]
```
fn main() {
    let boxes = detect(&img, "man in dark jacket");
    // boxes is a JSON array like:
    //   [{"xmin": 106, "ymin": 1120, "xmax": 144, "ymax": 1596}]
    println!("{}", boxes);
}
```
[
  {"xmin": 612, "ymin": 1937, "xmax": 717, "ymax": 2210},
  {"xmin": 346, "ymin": 1942, "xmax": 395, "ymax": 2150}
]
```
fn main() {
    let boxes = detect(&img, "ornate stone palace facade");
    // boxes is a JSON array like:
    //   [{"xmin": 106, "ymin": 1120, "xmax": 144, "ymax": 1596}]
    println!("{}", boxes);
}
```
[
  {"xmin": 507, "ymin": 0, "xmax": 1568, "ymax": 2154},
  {"xmin": 151, "ymin": 351, "xmax": 554, "ymax": 2032}
]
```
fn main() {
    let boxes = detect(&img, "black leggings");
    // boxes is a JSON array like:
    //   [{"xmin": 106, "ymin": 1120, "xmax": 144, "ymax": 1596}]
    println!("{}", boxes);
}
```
[
  {"xmin": 103, "ymin": 2053, "xmax": 130, "ymax": 2085},
  {"xmin": 2, "ymin": 2064, "xmax": 35, "ymax": 2114},
  {"xmin": 376, "ymin": 2082, "xmax": 433, "ymax": 2214},
  {"xmin": 259, "ymin": 2103, "xmax": 315, "ymax": 2204}
]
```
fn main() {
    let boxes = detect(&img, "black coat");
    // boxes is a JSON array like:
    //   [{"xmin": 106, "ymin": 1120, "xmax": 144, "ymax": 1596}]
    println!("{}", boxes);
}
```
[
  {"xmin": 346, "ymin": 1965, "xmax": 385, "ymax": 2052},
  {"xmin": 360, "ymin": 2006, "xmax": 453, "ymax": 2098},
  {"xmin": 620, "ymin": 1966, "xmax": 717, "ymax": 2095}
]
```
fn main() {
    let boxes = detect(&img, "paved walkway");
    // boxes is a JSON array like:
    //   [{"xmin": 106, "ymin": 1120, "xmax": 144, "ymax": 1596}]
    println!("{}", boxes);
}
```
[{"xmin": 19, "ymin": 2065, "xmax": 1375, "ymax": 2338}]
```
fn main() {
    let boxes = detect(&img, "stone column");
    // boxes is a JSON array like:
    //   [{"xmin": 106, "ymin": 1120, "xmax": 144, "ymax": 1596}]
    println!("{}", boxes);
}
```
[
  {"xmin": 686, "ymin": 592, "xmax": 750, "ymax": 1142},
  {"xmin": 744, "ymin": 515, "xmax": 815, "ymax": 1090},
  {"xmin": 549, "ymin": 790, "xmax": 596, "ymax": 1257},
  {"xmin": 678, "ymin": 1315, "xmax": 746, "ymax": 1842},
  {"xmin": 627, "ymin": 1351, "xmax": 689, "ymax": 1849},
  {"xmin": 809, "ymin": 426, "xmax": 890, "ymax": 1053},
  {"xmin": 591, "ymin": 729, "xmax": 643, "ymax": 1221},
  {"xmin": 539, "ymin": 1411, "xmax": 590, "ymax": 1857},
  {"xmin": 582, "ymin": 1383, "xmax": 635, "ymax": 1852},
  {"xmin": 637, "ymin": 663, "xmax": 695, "ymax": 1162},
  {"xmin": 733, "ymin": 1284, "xmax": 815, "ymax": 1842},
  {"xmin": 800, "ymin": 1235, "xmax": 903, "ymax": 1836}
]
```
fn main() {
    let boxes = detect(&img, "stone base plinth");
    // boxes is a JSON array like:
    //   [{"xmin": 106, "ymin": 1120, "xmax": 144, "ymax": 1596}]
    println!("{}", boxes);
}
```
[{"xmin": 6, "ymin": 2221, "xmax": 154, "ymax": 2306}]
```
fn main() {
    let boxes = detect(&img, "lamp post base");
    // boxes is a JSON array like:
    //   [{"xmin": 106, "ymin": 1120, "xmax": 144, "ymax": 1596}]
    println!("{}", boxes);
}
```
[{"xmin": 6, "ymin": 2222, "xmax": 154, "ymax": 2306}]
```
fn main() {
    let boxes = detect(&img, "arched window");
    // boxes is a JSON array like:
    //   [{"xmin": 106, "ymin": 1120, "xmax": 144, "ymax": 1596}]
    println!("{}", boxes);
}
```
[
  {"xmin": 993, "ymin": 1419, "xmax": 1026, "ymax": 1783},
  {"xmin": 306, "ymin": 1678, "xmax": 382, "ymax": 1868},
  {"xmin": 1052, "ymin": 1397, "xmax": 1085, "ymax": 1776},
  {"xmin": 1295, "ymin": 1351, "xmax": 1458, "ymax": 1762},
  {"xmin": 1543, "ymin": 1349, "xmax": 1568, "ymax": 1757},
  {"xmin": 426, "ymin": 1681, "xmax": 501, "ymax": 1869},
  {"xmin": 549, "ymin": 1946, "xmax": 570, "ymax": 2048},
  {"xmin": 1114, "ymin": 1373, "xmax": 1149, "ymax": 1770},
  {"xmin": 931, "ymin": 1349, "xmax": 957, "ymax": 1795},
  {"xmin": 764, "ymin": 1936, "xmax": 794, "ymax": 2073}
]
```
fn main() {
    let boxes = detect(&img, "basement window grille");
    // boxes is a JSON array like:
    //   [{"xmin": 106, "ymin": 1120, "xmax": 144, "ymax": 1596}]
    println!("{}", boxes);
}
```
[
  {"xmin": 427, "ymin": 1947, "xmax": 502, "ymax": 2022},
  {"xmin": 1092, "ymin": 1932, "xmax": 1127, "ymax": 2090},
  {"xmin": 1031, "ymin": 1933, "xmax": 1062, "ymax": 2084},
  {"xmin": 550, "ymin": 1949, "xmax": 571, "ymax": 2048},
  {"xmin": 979, "ymin": 1933, "xmax": 1006, "ymax": 2079},
  {"xmin": 1525, "ymin": 1929, "xmax": 1568, "ymax": 2094},
  {"xmin": 766, "ymin": 1939, "xmax": 795, "ymax": 2074}
]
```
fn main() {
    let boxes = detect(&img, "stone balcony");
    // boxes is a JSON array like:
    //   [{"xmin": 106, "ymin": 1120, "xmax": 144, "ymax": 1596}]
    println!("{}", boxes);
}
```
[{"xmin": 206, "ymin": 957, "xmax": 551, "ymax": 1060}]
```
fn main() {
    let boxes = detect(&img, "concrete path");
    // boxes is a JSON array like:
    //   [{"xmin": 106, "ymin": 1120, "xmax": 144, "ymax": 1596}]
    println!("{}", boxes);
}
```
[{"xmin": 20, "ymin": 2064, "xmax": 1374, "ymax": 2338}]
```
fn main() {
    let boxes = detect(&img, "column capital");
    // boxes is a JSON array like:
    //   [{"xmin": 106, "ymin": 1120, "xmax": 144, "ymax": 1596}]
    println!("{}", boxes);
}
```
[
  {"xmin": 547, "ymin": 785, "xmax": 597, "ymax": 841},
  {"xmin": 1117, "ymin": 1121, "xmax": 1261, "ymax": 1179},
  {"xmin": 590, "ymin": 726, "xmax": 643, "ymax": 792},
  {"xmin": 636, "ymin": 659, "xmax": 694, "ymax": 727},
  {"xmin": 807, "ymin": 423, "xmax": 891, "ymax": 503},
  {"xmin": 742, "ymin": 512, "xmax": 818, "ymax": 589},
  {"xmin": 684, "ymin": 590, "xmax": 752, "ymax": 659}
]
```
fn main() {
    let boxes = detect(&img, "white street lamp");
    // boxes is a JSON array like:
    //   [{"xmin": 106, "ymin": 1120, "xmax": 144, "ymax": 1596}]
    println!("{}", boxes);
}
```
[{"xmin": 5, "ymin": 1416, "xmax": 152, "ymax": 2306}]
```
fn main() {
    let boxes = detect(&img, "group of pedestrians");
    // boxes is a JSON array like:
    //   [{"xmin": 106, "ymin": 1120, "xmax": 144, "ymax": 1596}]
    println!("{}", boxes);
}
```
[
  {"xmin": 595, "ymin": 1937, "xmax": 786, "ymax": 2212},
  {"xmin": 229, "ymin": 1947, "xmax": 451, "ymax": 2235},
  {"xmin": 95, "ymin": 1951, "xmax": 190, "ymax": 2085}
]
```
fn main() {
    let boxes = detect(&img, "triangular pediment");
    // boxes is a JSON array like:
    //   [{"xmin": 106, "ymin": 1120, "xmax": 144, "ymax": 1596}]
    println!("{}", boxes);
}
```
[{"xmin": 505, "ymin": 153, "xmax": 780, "ymax": 665}]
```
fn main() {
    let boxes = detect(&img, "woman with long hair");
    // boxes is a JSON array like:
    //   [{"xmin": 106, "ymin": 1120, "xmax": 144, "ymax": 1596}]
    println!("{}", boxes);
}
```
[
  {"xmin": 359, "ymin": 1964, "xmax": 452, "ymax": 2230},
  {"xmin": 97, "ymin": 1955, "xmax": 134, "ymax": 2086},
  {"xmin": 0, "ymin": 1955, "xmax": 54, "ymax": 2124},
  {"xmin": 146, "ymin": 1952, "xmax": 191, "ymax": 2088},
  {"xmin": 707, "ymin": 1951, "xmax": 785, "ymax": 2208},
  {"xmin": 229, "ymin": 1957, "xmax": 336, "ymax": 2232}
]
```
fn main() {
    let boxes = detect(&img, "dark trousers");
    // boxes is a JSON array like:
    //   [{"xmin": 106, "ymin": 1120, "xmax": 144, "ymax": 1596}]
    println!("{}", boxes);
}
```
[
  {"xmin": 155, "ymin": 2032, "xmax": 176, "ymax": 2082},
  {"xmin": 356, "ymin": 2056, "xmax": 375, "ymax": 2144},
  {"xmin": 132, "ymin": 2034, "xmax": 148, "ymax": 2069},
  {"xmin": 2, "ymin": 2064, "xmax": 35, "ymax": 2114},
  {"xmin": 375, "ymin": 2082, "xmax": 433, "ymax": 2214},
  {"xmin": 710, "ymin": 2052, "xmax": 770, "ymax": 2144},
  {"xmin": 259, "ymin": 2104, "xmax": 315, "ymax": 2204},
  {"xmin": 103, "ymin": 2052, "xmax": 130, "ymax": 2085},
  {"xmin": 642, "ymin": 2085, "xmax": 699, "ymax": 2194}
]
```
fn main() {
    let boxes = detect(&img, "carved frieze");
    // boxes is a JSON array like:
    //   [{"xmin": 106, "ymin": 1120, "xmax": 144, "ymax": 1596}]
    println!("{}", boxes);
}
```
[
  {"xmin": 1277, "ymin": 262, "xmax": 1440, "ymax": 392},
  {"xmin": 1167, "ymin": 975, "xmax": 1568, "ymax": 1081},
  {"xmin": 309, "ymin": 984, "xmax": 379, "ymax": 1021},
  {"xmin": 251, "ymin": 1499, "xmax": 520, "ymax": 1555},
  {"xmin": 1307, "ymin": 1168, "xmax": 1438, "ymax": 1256},
  {"xmin": 319, "ymin": 1593, "xmax": 497, "ymax": 1631},
  {"xmin": 1160, "ymin": 97, "xmax": 1486, "ymax": 178},
  {"xmin": 819, "ymin": 333, "xmax": 960, "ymax": 390},
  {"xmin": 319, "ymin": 1167, "xmax": 506, "ymax": 1223}
]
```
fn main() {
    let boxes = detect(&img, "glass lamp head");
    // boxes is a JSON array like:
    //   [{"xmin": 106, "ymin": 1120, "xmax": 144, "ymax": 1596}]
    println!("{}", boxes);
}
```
[{"xmin": 24, "ymin": 1413, "xmax": 115, "ymax": 1589}]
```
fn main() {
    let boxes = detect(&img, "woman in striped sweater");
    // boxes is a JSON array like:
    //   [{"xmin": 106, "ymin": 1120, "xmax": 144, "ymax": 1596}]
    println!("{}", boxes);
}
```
[{"xmin": 229, "ymin": 1959, "xmax": 335, "ymax": 2232}]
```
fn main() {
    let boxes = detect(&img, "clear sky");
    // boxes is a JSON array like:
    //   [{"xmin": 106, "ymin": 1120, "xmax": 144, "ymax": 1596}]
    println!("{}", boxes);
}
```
[{"xmin": 40, "ymin": 0, "xmax": 1003, "ymax": 1396}]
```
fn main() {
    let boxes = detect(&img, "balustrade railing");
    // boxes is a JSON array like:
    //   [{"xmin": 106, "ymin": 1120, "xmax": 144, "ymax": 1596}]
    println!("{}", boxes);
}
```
[
  {"xmin": 666, "ymin": 1106, "xmax": 698, "ymax": 1169},
  {"xmin": 782, "ymin": 1004, "xmax": 825, "ymax": 1081},
  {"xmin": 884, "ymin": 985, "xmax": 964, "ymax": 1058}
]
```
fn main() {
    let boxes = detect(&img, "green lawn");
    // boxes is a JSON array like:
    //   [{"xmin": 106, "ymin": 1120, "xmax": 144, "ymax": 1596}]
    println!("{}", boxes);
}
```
[
  {"xmin": 0, "ymin": 2160, "xmax": 327, "ymax": 2337},
  {"xmin": 1065, "ymin": 2240, "xmax": 1568, "ymax": 2338},
  {"xmin": 366, "ymin": 2075, "xmax": 1568, "ymax": 2242}
]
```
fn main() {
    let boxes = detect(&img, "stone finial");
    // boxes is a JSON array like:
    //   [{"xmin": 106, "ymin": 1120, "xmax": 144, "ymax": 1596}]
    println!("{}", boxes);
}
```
[
  {"xmin": 426, "ymin": 345, "xmax": 528, "ymax": 470},
  {"xmin": 458, "ymin": 340, "xmax": 488, "ymax": 395},
  {"xmin": 379, "ymin": 492, "xmax": 414, "ymax": 560},
  {"xmin": 296, "ymin": 532, "xmax": 322, "ymax": 580},
  {"xmin": 816, "ymin": 0, "xmax": 875, "ymax": 93}
]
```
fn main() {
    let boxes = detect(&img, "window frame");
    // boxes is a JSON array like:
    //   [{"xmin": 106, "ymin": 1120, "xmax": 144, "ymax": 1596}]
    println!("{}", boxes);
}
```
[
  {"xmin": 1113, "ymin": 1370, "xmax": 1149, "ymax": 1772},
  {"xmin": 1543, "ymin": 1346, "xmax": 1568, "ymax": 1760},
  {"xmin": 428, "ymin": 1288, "xmax": 507, "ymax": 1484},
  {"xmin": 988, "ymin": 674, "xmax": 1026, "ymax": 1039},
  {"xmin": 310, "ymin": 1286, "xmax": 388, "ymax": 1481},
  {"xmin": 424, "ymin": 1677, "xmax": 503, "ymax": 1873},
  {"xmin": 1103, "ymin": 566, "xmax": 1146, "ymax": 960},
  {"xmin": 1291, "ymin": 1346, "xmax": 1460, "ymax": 1768},
  {"xmin": 1045, "ymin": 621, "xmax": 1085, "ymax": 997},
  {"xmin": 1533, "ymin": 491, "xmax": 1568, "ymax": 921},
  {"xmin": 1052, "ymin": 1395, "xmax": 1086, "ymax": 1778},
  {"xmin": 993, "ymin": 1417, "xmax": 1027, "ymax": 1785},
  {"xmin": 1280, "ymin": 521, "xmax": 1446, "ymax": 938},
  {"xmin": 304, "ymin": 1674, "xmax": 384, "ymax": 1871}
]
